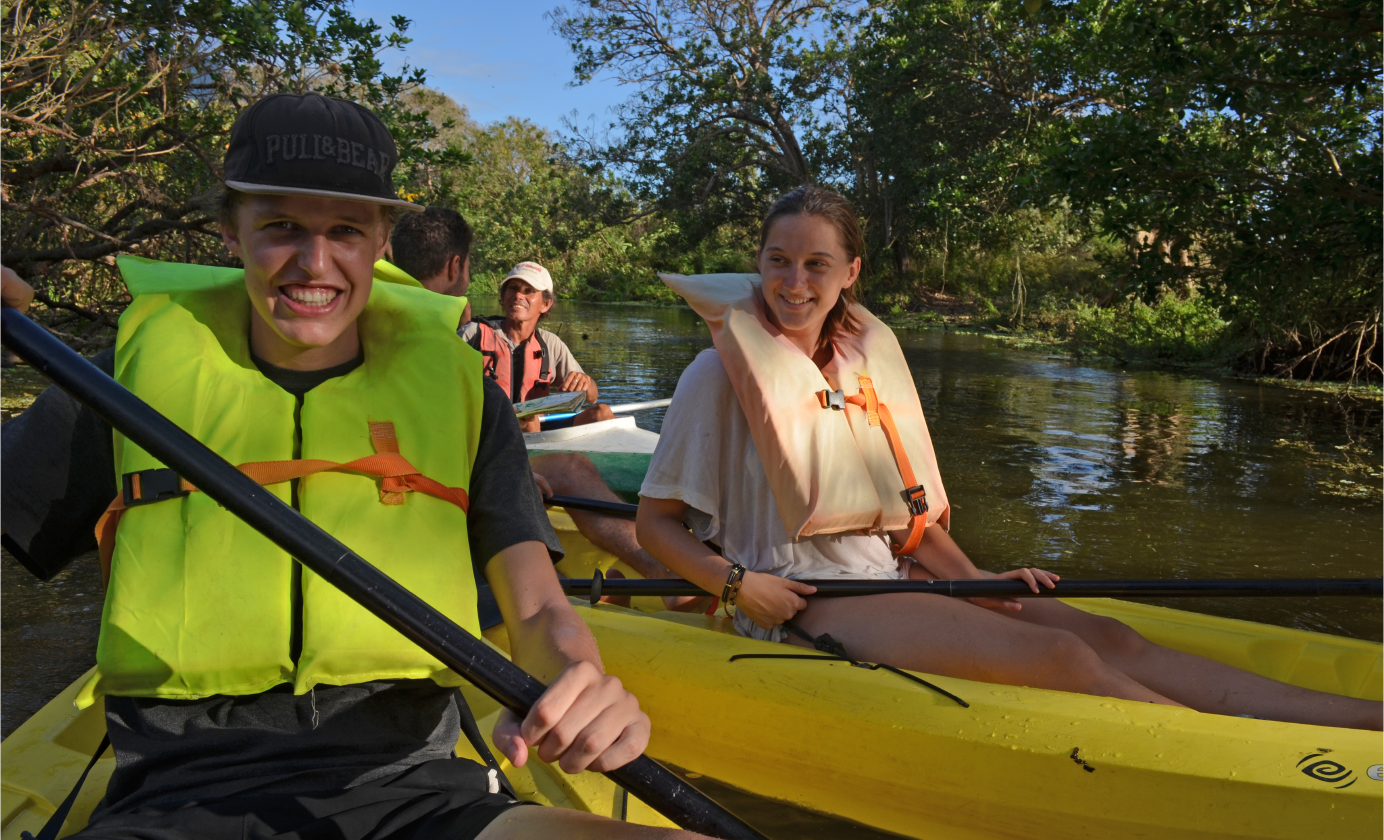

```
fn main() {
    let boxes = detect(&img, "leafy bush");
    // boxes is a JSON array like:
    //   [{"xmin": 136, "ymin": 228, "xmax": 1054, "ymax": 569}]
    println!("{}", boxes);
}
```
[
  {"xmin": 1066, "ymin": 292, "xmax": 1247, "ymax": 368},
  {"xmin": 2, "ymin": 0, "xmax": 449, "ymax": 349}
]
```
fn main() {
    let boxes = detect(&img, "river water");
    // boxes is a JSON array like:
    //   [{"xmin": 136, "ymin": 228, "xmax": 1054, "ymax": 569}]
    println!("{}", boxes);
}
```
[{"xmin": 3, "ymin": 297, "xmax": 1380, "ymax": 836}]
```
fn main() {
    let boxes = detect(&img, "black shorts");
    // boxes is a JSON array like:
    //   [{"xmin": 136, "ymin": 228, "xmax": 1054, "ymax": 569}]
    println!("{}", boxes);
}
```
[{"xmin": 71, "ymin": 758, "xmax": 526, "ymax": 840}]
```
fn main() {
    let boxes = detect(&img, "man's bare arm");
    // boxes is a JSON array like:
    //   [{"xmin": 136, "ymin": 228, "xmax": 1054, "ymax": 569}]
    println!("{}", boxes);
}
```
[{"xmin": 484, "ymin": 540, "xmax": 649, "ymax": 774}]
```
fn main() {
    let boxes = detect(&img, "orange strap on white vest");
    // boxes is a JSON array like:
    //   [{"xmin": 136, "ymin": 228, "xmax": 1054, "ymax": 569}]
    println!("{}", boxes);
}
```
[
  {"xmin": 94, "ymin": 422, "xmax": 469, "ymax": 584},
  {"xmin": 818, "ymin": 377, "xmax": 928, "ymax": 556}
]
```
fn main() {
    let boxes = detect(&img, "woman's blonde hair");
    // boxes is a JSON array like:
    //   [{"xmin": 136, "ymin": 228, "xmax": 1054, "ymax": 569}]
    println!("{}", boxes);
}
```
[{"xmin": 759, "ymin": 185, "xmax": 865, "ymax": 350}]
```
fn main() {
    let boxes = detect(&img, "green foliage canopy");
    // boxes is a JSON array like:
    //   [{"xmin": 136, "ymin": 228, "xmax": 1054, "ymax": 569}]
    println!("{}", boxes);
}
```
[
  {"xmin": 551, "ymin": 0, "xmax": 863, "ymax": 233},
  {"xmin": 1, "ymin": 0, "xmax": 454, "ymax": 346}
]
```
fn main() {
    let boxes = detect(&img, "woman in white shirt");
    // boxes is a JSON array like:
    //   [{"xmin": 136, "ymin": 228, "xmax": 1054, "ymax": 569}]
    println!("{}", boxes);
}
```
[{"xmin": 636, "ymin": 185, "xmax": 1380, "ymax": 731}]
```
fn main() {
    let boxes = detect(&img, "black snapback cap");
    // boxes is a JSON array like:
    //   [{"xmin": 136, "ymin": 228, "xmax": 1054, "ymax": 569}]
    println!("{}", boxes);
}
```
[{"xmin": 223, "ymin": 93, "xmax": 422, "ymax": 211}]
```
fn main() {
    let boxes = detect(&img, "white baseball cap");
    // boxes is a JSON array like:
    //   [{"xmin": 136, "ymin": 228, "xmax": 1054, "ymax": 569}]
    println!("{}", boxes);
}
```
[{"xmin": 501, "ymin": 261, "xmax": 554, "ymax": 294}]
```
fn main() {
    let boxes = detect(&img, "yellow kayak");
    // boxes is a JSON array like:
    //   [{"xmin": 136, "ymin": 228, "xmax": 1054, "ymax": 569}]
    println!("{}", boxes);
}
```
[
  {"xmin": 4, "ymin": 527, "xmax": 1379, "ymax": 840},
  {"xmin": 545, "ymin": 508, "xmax": 1384, "ymax": 840}
]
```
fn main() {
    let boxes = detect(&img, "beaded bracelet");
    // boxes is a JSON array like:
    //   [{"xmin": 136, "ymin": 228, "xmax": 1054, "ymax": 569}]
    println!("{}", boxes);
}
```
[{"xmin": 721, "ymin": 563, "xmax": 747, "ymax": 617}]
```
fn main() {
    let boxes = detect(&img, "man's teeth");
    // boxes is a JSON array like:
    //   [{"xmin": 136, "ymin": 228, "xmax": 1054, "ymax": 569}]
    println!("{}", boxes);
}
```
[{"xmin": 284, "ymin": 286, "xmax": 339, "ymax": 306}]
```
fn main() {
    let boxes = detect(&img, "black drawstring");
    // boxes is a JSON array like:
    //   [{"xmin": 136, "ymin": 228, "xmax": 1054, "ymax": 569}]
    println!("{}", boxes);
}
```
[
  {"xmin": 22, "ymin": 734, "xmax": 110, "ymax": 840},
  {"xmin": 781, "ymin": 618, "xmax": 852, "ymax": 657},
  {"xmin": 726, "ymin": 619, "xmax": 969, "ymax": 708},
  {"xmin": 455, "ymin": 694, "xmax": 519, "ymax": 799}
]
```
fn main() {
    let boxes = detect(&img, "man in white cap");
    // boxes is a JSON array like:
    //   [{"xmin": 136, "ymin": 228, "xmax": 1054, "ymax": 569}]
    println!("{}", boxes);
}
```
[
  {"xmin": 458, "ymin": 262, "xmax": 702, "ymax": 612},
  {"xmin": 460, "ymin": 261, "xmax": 612, "ymax": 430}
]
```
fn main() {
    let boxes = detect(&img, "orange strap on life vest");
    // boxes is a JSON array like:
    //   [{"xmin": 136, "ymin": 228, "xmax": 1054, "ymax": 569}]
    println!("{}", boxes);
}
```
[
  {"xmin": 818, "ymin": 376, "xmax": 929, "ymax": 556},
  {"xmin": 94, "ymin": 422, "xmax": 469, "ymax": 585},
  {"xmin": 468, "ymin": 318, "xmax": 554, "ymax": 403}
]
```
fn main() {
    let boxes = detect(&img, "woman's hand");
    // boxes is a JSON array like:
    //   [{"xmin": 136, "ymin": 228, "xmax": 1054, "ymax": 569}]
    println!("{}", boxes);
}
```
[
  {"xmin": 532, "ymin": 471, "xmax": 553, "ymax": 499},
  {"xmin": 969, "ymin": 567, "xmax": 1060, "ymax": 612},
  {"xmin": 491, "ymin": 659, "xmax": 650, "ymax": 774},
  {"xmin": 733, "ymin": 571, "xmax": 817, "ymax": 630},
  {"xmin": 2, "ymin": 266, "xmax": 34, "ymax": 313}
]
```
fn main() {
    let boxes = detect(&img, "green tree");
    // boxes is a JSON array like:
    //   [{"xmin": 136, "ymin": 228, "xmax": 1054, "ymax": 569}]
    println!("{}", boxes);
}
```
[
  {"xmin": 401, "ymin": 90, "xmax": 638, "ymax": 291},
  {"xmin": 551, "ymin": 0, "xmax": 864, "ymax": 233},
  {"xmin": 850, "ymin": 0, "xmax": 1118, "ymax": 292},
  {"xmin": 2, "ymin": 0, "xmax": 449, "ymax": 347},
  {"xmin": 1036, "ymin": 0, "xmax": 1381, "ymax": 380},
  {"xmin": 851, "ymin": 0, "xmax": 1380, "ymax": 381}
]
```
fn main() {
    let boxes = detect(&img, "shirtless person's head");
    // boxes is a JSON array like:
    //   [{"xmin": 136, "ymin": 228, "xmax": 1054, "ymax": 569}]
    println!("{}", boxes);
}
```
[{"xmin": 389, "ymin": 206, "xmax": 475, "ymax": 323}]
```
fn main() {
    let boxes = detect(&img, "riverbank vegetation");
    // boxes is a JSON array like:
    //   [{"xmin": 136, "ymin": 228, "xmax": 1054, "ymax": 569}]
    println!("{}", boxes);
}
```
[{"xmin": 3, "ymin": 0, "xmax": 1378, "ymax": 383}]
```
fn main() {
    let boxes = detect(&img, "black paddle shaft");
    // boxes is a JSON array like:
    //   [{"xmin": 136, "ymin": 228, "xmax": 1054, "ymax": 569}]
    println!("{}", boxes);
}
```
[
  {"xmin": 564, "ymin": 576, "xmax": 1383, "ymax": 600},
  {"xmin": 546, "ymin": 494, "xmax": 638, "ymax": 518},
  {"xmin": 1, "ymin": 308, "xmax": 766, "ymax": 840}
]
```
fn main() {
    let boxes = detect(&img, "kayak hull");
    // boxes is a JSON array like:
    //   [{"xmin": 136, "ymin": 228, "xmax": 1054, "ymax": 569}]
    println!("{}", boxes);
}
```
[
  {"xmin": 574, "ymin": 600, "xmax": 1381, "ymax": 840},
  {"xmin": 537, "ymin": 425, "xmax": 1382, "ymax": 838},
  {"xmin": 547, "ymin": 514, "xmax": 1383, "ymax": 840}
]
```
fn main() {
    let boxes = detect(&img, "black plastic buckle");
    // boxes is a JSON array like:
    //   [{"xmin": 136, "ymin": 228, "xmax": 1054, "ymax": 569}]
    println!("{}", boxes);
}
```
[
  {"xmin": 820, "ymin": 389, "xmax": 846, "ymax": 411},
  {"xmin": 811, "ymin": 632, "xmax": 855, "ymax": 661},
  {"xmin": 588, "ymin": 568, "xmax": 604, "ymax": 606},
  {"xmin": 902, "ymin": 484, "xmax": 928, "ymax": 517},
  {"xmin": 122, "ymin": 468, "xmax": 188, "ymax": 508}
]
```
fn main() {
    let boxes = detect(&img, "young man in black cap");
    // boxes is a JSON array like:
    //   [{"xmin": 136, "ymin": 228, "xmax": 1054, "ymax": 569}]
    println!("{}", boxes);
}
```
[{"xmin": 1, "ymin": 93, "xmax": 707, "ymax": 839}]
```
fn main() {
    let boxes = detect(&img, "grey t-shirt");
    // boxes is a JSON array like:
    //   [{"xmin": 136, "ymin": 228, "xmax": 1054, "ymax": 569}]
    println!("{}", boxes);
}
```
[{"xmin": 1, "ymin": 350, "xmax": 563, "ymax": 814}]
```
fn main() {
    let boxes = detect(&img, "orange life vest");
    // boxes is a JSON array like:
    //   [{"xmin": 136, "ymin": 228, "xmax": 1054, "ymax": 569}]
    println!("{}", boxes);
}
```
[
  {"xmin": 662, "ymin": 273, "xmax": 949, "ymax": 555},
  {"xmin": 467, "ymin": 317, "xmax": 554, "ymax": 403}
]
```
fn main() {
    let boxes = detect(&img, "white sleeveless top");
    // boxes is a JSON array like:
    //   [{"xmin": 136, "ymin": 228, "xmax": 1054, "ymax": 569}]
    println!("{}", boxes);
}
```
[{"xmin": 641, "ymin": 349, "xmax": 905, "ymax": 641}]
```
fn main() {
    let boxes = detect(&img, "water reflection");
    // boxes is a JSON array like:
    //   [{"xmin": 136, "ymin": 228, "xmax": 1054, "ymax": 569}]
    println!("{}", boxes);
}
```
[
  {"xmin": 895, "ymin": 331, "xmax": 1382, "ymax": 641},
  {"xmin": 533, "ymin": 297, "xmax": 712, "ymax": 433},
  {"xmin": 1, "ymin": 550, "xmax": 102, "ymax": 736}
]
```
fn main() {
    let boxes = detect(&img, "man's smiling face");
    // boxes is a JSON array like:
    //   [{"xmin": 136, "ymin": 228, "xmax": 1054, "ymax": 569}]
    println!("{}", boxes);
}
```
[
  {"xmin": 222, "ymin": 193, "xmax": 390, "ymax": 369},
  {"xmin": 500, "ymin": 278, "xmax": 551, "ymax": 327}
]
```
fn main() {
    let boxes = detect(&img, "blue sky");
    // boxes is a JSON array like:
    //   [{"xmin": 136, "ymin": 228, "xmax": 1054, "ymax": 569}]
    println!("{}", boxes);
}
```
[{"xmin": 347, "ymin": 0, "xmax": 628, "ymax": 133}]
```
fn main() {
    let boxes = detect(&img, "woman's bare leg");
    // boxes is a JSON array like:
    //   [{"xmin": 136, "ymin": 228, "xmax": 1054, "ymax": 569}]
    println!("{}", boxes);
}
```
[
  {"xmin": 787, "ymin": 593, "xmax": 1182, "ymax": 706},
  {"xmin": 477, "ymin": 806, "xmax": 708, "ymax": 839},
  {"xmin": 571, "ymin": 404, "xmax": 617, "ymax": 426},
  {"xmin": 1003, "ymin": 599, "xmax": 1383, "ymax": 730}
]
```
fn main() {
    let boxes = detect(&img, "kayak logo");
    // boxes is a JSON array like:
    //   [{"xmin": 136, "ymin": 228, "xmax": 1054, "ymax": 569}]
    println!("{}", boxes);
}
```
[{"xmin": 1297, "ymin": 754, "xmax": 1357, "ymax": 789}]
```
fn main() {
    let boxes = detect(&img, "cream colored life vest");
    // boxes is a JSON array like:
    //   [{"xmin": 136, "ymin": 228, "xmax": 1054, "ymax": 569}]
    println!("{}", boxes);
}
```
[{"xmin": 662, "ymin": 273, "xmax": 949, "ymax": 551}]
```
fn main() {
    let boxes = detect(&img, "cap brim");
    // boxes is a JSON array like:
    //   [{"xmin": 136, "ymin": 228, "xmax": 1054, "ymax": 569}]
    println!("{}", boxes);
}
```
[
  {"xmin": 225, "ymin": 180, "xmax": 424, "ymax": 212},
  {"xmin": 501, "ymin": 274, "xmax": 554, "ymax": 293}
]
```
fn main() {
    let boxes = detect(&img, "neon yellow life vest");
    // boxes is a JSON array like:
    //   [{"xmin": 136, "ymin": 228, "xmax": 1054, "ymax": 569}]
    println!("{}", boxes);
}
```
[
  {"xmin": 373, "ymin": 258, "xmax": 424, "ymax": 288},
  {"xmin": 76, "ymin": 255, "xmax": 483, "ymax": 708},
  {"xmin": 661, "ymin": 273, "xmax": 949, "ymax": 544}
]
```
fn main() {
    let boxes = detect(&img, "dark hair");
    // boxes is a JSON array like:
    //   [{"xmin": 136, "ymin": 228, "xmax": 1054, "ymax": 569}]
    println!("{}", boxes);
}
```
[
  {"xmin": 389, "ymin": 206, "xmax": 474, "ymax": 281},
  {"xmin": 759, "ymin": 185, "xmax": 865, "ymax": 348},
  {"xmin": 218, "ymin": 187, "xmax": 246, "ymax": 227},
  {"xmin": 217, "ymin": 186, "xmax": 402, "ymax": 227}
]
